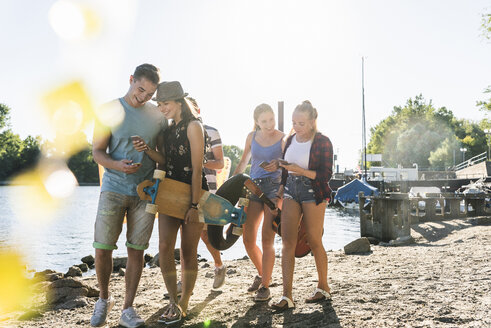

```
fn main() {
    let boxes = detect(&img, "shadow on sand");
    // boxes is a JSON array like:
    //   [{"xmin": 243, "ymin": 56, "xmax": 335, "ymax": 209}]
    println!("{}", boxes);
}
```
[
  {"xmin": 411, "ymin": 219, "xmax": 476, "ymax": 243},
  {"xmin": 142, "ymin": 289, "xmax": 223, "ymax": 327}
]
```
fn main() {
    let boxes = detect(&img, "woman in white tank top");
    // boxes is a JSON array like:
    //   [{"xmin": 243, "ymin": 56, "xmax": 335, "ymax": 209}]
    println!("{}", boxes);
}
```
[{"xmin": 271, "ymin": 100, "xmax": 333, "ymax": 310}]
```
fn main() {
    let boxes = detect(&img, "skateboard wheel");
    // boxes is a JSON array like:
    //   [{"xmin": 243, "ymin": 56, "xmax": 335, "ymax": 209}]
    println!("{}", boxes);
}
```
[
  {"xmin": 153, "ymin": 169, "xmax": 166, "ymax": 180},
  {"xmin": 232, "ymin": 226, "xmax": 243, "ymax": 236},
  {"xmin": 238, "ymin": 197, "xmax": 249, "ymax": 207},
  {"xmin": 145, "ymin": 203, "xmax": 158, "ymax": 214}
]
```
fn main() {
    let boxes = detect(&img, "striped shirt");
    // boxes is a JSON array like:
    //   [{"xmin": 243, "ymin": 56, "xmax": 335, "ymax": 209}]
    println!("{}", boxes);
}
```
[{"xmin": 203, "ymin": 125, "xmax": 222, "ymax": 193}]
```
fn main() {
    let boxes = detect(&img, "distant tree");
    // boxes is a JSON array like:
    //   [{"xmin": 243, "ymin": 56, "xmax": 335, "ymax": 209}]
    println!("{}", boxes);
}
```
[
  {"xmin": 477, "ymin": 11, "xmax": 491, "ymax": 116},
  {"xmin": 428, "ymin": 137, "xmax": 461, "ymax": 169},
  {"xmin": 367, "ymin": 95, "xmax": 486, "ymax": 170},
  {"xmin": 18, "ymin": 135, "xmax": 41, "ymax": 172},
  {"xmin": 67, "ymin": 146, "xmax": 99, "ymax": 183},
  {"xmin": 0, "ymin": 103, "xmax": 42, "ymax": 181},
  {"xmin": 477, "ymin": 87, "xmax": 491, "ymax": 113},
  {"xmin": 223, "ymin": 144, "xmax": 250, "ymax": 175},
  {"xmin": 0, "ymin": 130, "xmax": 23, "ymax": 180},
  {"xmin": 0, "ymin": 103, "xmax": 11, "ymax": 131},
  {"xmin": 481, "ymin": 11, "xmax": 491, "ymax": 40}
]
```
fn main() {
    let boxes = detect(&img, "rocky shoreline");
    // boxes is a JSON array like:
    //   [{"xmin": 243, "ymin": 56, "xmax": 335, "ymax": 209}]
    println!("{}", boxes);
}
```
[{"xmin": 2, "ymin": 217, "xmax": 490, "ymax": 327}]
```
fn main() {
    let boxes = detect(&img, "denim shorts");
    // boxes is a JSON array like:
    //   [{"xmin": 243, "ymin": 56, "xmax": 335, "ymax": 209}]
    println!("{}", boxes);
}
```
[
  {"xmin": 93, "ymin": 191, "xmax": 155, "ymax": 251},
  {"xmin": 283, "ymin": 175, "xmax": 319, "ymax": 204},
  {"xmin": 247, "ymin": 177, "xmax": 281, "ymax": 203}
]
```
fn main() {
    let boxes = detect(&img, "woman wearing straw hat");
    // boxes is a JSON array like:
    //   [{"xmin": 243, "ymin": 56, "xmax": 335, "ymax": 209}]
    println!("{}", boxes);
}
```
[{"xmin": 153, "ymin": 81, "xmax": 207, "ymax": 324}]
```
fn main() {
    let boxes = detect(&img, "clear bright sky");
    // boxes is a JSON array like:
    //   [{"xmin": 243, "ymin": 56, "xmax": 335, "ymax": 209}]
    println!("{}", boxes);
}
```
[{"xmin": 1, "ymin": 0, "xmax": 490, "ymax": 171}]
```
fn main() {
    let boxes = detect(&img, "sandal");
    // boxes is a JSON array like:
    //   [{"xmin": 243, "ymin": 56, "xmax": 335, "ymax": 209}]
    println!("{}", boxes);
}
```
[
  {"xmin": 271, "ymin": 296, "xmax": 295, "ymax": 311},
  {"xmin": 158, "ymin": 303, "xmax": 187, "ymax": 325},
  {"xmin": 305, "ymin": 287, "xmax": 331, "ymax": 303}
]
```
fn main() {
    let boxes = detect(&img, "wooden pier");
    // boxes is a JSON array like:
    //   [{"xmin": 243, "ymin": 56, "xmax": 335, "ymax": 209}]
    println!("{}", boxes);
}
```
[{"xmin": 358, "ymin": 191, "xmax": 491, "ymax": 242}]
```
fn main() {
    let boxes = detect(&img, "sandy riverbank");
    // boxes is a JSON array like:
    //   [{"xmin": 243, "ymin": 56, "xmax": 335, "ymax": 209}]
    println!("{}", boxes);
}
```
[{"xmin": 4, "ymin": 217, "xmax": 491, "ymax": 328}]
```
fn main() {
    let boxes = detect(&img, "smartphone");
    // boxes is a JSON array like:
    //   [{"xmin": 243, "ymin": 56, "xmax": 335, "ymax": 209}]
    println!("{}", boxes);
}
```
[
  {"xmin": 131, "ymin": 162, "xmax": 142, "ymax": 167},
  {"xmin": 131, "ymin": 135, "xmax": 141, "ymax": 142},
  {"xmin": 278, "ymin": 159, "xmax": 290, "ymax": 165},
  {"xmin": 259, "ymin": 161, "xmax": 270, "ymax": 169}
]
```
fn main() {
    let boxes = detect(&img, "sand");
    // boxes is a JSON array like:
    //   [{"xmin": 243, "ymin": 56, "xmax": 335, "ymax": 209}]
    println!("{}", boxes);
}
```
[{"xmin": 4, "ymin": 217, "xmax": 491, "ymax": 328}]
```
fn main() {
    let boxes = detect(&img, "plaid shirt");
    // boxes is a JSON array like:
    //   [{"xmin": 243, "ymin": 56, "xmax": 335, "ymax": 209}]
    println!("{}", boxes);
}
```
[{"xmin": 281, "ymin": 132, "xmax": 333, "ymax": 204}]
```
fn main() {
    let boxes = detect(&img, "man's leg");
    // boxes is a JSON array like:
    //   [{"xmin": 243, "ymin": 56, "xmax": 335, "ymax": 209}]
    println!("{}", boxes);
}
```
[
  {"xmin": 123, "ymin": 247, "xmax": 145, "ymax": 309},
  {"xmin": 93, "ymin": 191, "xmax": 125, "ymax": 299},
  {"xmin": 201, "ymin": 229, "xmax": 223, "ymax": 267},
  {"xmin": 92, "ymin": 192, "xmax": 125, "ymax": 327},
  {"xmin": 201, "ymin": 228, "xmax": 226, "ymax": 289},
  {"xmin": 95, "ymin": 248, "xmax": 113, "ymax": 299},
  {"xmin": 118, "ymin": 197, "xmax": 155, "ymax": 327}
]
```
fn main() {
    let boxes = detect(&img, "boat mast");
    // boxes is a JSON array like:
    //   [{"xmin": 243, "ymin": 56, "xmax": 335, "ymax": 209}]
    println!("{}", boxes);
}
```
[{"xmin": 362, "ymin": 57, "xmax": 367, "ymax": 179}]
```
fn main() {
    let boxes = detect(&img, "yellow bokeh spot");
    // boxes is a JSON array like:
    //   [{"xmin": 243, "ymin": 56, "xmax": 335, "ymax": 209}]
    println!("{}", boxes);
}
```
[
  {"xmin": 9, "ymin": 160, "xmax": 77, "ymax": 224},
  {"xmin": 95, "ymin": 100, "xmax": 125, "ymax": 128},
  {"xmin": 52, "ymin": 101, "xmax": 84, "ymax": 136},
  {"xmin": 42, "ymin": 81, "xmax": 96, "ymax": 157},
  {"xmin": 44, "ymin": 168, "xmax": 78, "ymax": 199},
  {"xmin": 0, "ymin": 251, "xmax": 35, "ymax": 315},
  {"xmin": 81, "ymin": 5, "xmax": 101, "ymax": 38},
  {"xmin": 48, "ymin": 0, "xmax": 101, "ymax": 40}
]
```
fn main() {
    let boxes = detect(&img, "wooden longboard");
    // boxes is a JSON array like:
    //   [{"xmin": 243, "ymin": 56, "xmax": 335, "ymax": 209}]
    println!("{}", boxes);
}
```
[
  {"xmin": 243, "ymin": 179, "xmax": 312, "ymax": 258},
  {"xmin": 215, "ymin": 156, "xmax": 231, "ymax": 188},
  {"xmin": 137, "ymin": 170, "xmax": 247, "ymax": 228}
]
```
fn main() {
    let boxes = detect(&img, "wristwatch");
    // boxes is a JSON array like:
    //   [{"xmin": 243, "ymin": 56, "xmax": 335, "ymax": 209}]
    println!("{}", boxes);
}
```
[{"xmin": 190, "ymin": 202, "xmax": 199, "ymax": 210}]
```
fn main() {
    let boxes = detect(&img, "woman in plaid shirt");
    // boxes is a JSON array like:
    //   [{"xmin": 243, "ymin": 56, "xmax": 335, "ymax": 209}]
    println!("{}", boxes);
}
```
[{"xmin": 271, "ymin": 100, "xmax": 333, "ymax": 310}]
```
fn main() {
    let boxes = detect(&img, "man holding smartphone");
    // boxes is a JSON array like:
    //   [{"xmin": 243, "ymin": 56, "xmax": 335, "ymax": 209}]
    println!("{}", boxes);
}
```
[{"xmin": 91, "ymin": 64, "xmax": 166, "ymax": 328}]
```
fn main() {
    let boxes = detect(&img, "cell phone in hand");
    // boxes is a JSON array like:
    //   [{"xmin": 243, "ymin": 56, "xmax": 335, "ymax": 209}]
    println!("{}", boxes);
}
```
[
  {"xmin": 278, "ymin": 159, "xmax": 290, "ymax": 165},
  {"xmin": 131, "ymin": 162, "xmax": 142, "ymax": 167},
  {"xmin": 259, "ymin": 161, "xmax": 270, "ymax": 169},
  {"xmin": 131, "ymin": 135, "xmax": 141, "ymax": 142}
]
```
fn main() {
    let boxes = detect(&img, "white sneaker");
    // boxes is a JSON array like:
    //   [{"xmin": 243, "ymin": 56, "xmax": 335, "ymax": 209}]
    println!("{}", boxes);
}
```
[
  {"xmin": 119, "ymin": 307, "xmax": 145, "ymax": 328},
  {"xmin": 213, "ymin": 265, "xmax": 226, "ymax": 289},
  {"xmin": 90, "ymin": 297, "xmax": 115, "ymax": 327}
]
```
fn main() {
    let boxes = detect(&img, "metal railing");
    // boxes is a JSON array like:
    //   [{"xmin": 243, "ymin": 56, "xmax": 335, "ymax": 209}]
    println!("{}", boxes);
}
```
[{"xmin": 454, "ymin": 152, "xmax": 487, "ymax": 171}]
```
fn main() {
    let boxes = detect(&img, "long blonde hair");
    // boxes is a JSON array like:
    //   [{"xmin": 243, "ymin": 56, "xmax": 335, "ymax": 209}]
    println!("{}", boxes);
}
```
[
  {"xmin": 289, "ymin": 100, "xmax": 318, "ymax": 139},
  {"xmin": 253, "ymin": 103, "xmax": 274, "ymax": 131}
]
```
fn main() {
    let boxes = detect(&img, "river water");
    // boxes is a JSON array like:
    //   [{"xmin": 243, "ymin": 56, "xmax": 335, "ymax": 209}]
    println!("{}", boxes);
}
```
[{"xmin": 0, "ymin": 186, "xmax": 360, "ymax": 273}]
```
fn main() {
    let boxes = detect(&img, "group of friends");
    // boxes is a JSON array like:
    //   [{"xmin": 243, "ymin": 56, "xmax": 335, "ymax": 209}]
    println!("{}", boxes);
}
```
[{"xmin": 90, "ymin": 63, "xmax": 333, "ymax": 327}]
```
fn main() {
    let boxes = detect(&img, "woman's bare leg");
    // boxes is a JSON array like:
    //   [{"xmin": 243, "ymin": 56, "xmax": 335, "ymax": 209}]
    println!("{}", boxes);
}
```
[
  {"xmin": 280, "ymin": 199, "xmax": 302, "ymax": 300},
  {"xmin": 302, "ymin": 202, "xmax": 329, "ymax": 293}
]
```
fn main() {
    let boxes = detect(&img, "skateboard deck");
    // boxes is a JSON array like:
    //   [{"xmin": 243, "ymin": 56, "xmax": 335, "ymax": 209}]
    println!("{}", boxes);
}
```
[
  {"xmin": 137, "ymin": 170, "xmax": 248, "ymax": 229},
  {"xmin": 243, "ymin": 179, "xmax": 312, "ymax": 258},
  {"xmin": 206, "ymin": 174, "xmax": 251, "ymax": 250}
]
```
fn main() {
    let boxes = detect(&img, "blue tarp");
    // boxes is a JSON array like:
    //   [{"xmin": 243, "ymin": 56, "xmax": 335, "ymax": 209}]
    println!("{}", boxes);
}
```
[{"xmin": 334, "ymin": 179, "xmax": 379, "ymax": 203}]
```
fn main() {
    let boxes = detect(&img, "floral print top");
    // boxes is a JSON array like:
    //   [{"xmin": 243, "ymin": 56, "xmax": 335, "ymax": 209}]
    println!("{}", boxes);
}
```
[{"xmin": 163, "ymin": 119, "xmax": 208, "ymax": 190}]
